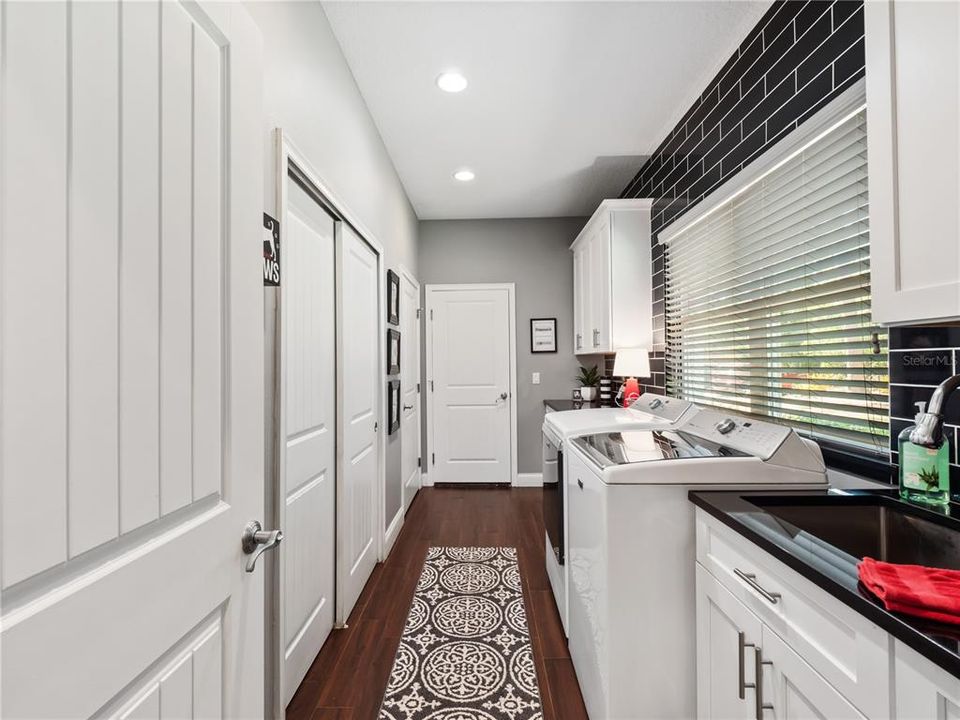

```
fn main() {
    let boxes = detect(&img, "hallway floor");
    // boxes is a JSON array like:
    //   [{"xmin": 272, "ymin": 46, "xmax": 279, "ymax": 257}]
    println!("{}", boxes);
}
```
[{"xmin": 286, "ymin": 486, "xmax": 588, "ymax": 720}]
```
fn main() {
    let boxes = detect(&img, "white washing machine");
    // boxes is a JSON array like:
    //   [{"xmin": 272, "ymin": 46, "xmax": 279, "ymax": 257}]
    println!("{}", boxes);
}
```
[
  {"xmin": 542, "ymin": 394, "xmax": 698, "ymax": 635},
  {"xmin": 564, "ymin": 408, "xmax": 828, "ymax": 720}
]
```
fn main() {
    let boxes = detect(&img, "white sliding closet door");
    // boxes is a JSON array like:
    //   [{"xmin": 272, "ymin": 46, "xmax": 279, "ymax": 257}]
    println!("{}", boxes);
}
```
[
  {"xmin": 337, "ymin": 225, "xmax": 380, "ymax": 621},
  {"xmin": 0, "ymin": 2, "xmax": 265, "ymax": 717},
  {"xmin": 279, "ymin": 178, "xmax": 337, "ymax": 705}
]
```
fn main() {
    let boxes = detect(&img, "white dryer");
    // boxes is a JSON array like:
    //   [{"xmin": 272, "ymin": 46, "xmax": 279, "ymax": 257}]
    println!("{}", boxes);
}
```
[
  {"xmin": 542, "ymin": 394, "xmax": 698, "ymax": 635},
  {"xmin": 564, "ymin": 408, "xmax": 828, "ymax": 720}
]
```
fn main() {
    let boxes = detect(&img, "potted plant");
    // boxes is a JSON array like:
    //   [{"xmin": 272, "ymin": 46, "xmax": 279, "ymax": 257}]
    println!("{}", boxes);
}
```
[{"xmin": 576, "ymin": 364, "xmax": 601, "ymax": 402}]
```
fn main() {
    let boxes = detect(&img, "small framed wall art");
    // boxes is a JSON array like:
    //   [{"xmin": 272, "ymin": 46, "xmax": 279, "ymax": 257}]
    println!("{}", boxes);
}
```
[
  {"xmin": 530, "ymin": 317, "xmax": 557, "ymax": 353},
  {"xmin": 388, "ymin": 380, "xmax": 401, "ymax": 434},
  {"xmin": 387, "ymin": 328, "xmax": 401, "ymax": 375},
  {"xmin": 387, "ymin": 269, "xmax": 400, "ymax": 325}
]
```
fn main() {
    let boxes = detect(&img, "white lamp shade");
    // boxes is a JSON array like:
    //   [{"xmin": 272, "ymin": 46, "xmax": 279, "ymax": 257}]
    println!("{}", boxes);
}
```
[{"xmin": 613, "ymin": 347, "xmax": 651, "ymax": 378}]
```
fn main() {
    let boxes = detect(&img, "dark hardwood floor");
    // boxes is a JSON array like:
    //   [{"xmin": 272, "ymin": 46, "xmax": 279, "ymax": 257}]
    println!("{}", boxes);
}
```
[{"xmin": 286, "ymin": 485, "xmax": 589, "ymax": 720}]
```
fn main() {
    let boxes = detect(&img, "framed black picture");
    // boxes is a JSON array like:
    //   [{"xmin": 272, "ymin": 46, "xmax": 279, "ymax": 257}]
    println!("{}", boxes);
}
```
[
  {"xmin": 387, "ymin": 328, "xmax": 401, "ymax": 375},
  {"xmin": 388, "ymin": 379, "xmax": 401, "ymax": 434},
  {"xmin": 387, "ymin": 269, "xmax": 400, "ymax": 325},
  {"xmin": 530, "ymin": 317, "xmax": 557, "ymax": 353}
]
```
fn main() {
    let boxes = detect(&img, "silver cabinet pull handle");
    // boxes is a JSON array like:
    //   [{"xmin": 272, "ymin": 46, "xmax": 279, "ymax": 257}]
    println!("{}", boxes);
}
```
[
  {"xmin": 577, "ymin": 479, "xmax": 584, "ymax": 490},
  {"xmin": 242, "ymin": 520, "xmax": 283, "ymax": 573},
  {"xmin": 734, "ymin": 568, "xmax": 782, "ymax": 605},
  {"xmin": 403, "ymin": 404, "xmax": 414, "ymax": 411},
  {"xmin": 753, "ymin": 646, "xmax": 774, "ymax": 718},
  {"xmin": 738, "ymin": 631, "xmax": 756, "ymax": 700},
  {"xmin": 576, "ymin": 333, "xmax": 582, "ymax": 350},
  {"xmin": 593, "ymin": 329, "xmax": 600, "ymax": 347}
]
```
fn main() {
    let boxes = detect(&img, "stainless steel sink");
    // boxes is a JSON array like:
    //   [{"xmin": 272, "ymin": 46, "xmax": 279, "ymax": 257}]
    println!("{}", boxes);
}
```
[{"xmin": 746, "ymin": 495, "xmax": 960, "ymax": 570}]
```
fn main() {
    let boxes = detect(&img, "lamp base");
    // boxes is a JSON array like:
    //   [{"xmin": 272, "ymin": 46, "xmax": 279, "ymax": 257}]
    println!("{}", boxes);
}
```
[{"xmin": 622, "ymin": 377, "xmax": 641, "ymax": 407}]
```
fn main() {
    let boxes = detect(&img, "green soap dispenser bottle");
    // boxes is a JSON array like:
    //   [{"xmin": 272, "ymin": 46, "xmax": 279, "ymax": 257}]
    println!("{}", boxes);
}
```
[{"xmin": 899, "ymin": 401, "xmax": 950, "ymax": 506}]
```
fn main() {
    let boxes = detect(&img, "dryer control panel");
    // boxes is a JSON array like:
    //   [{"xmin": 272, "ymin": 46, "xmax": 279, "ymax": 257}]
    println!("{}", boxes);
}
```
[{"xmin": 679, "ymin": 409, "xmax": 792, "ymax": 461}]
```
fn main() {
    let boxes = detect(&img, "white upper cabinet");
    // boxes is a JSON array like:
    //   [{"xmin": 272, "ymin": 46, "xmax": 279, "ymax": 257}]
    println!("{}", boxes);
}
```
[
  {"xmin": 571, "ymin": 199, "xmax": 653, "ymax": 355},
  {"xmin": 866, "ymin": 0, "xmax": 960, "ymax": 325}
]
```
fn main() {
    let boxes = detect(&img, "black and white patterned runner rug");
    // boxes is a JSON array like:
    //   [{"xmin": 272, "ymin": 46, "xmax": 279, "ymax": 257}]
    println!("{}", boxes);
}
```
[{"xmin": 378, "ymin": 547, "xmax": 543, "ymax": 720}]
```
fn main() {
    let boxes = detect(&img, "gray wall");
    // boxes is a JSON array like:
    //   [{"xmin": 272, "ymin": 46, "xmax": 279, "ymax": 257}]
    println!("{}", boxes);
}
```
[
  {"xmin": 418, "ymin": 218, "xmax": 587, "ymax": 474},
  {"xmin": 247, "ymin": 1, "xmax": 418, "ymax": 528}
]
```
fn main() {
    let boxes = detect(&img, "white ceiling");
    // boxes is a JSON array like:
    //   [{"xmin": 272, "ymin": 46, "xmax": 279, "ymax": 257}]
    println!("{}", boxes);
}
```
[{"xmin": 323, "ymin": 1, "xmax": 771, "ymax": 220}]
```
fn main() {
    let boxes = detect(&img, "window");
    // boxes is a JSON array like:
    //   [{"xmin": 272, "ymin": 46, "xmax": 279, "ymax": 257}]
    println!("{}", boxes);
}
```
[{"xmin": 662, "ymin": 102, "xmax": 888, "ymax": 455}]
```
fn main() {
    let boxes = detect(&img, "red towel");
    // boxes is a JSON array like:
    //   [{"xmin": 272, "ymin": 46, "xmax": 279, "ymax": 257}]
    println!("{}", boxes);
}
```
[{"xmin": 859, "ymin": 557, "xmax": 960, "ymax": 625}]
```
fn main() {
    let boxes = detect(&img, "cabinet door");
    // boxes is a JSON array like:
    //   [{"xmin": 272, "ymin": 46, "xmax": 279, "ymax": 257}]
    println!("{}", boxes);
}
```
[
  {"xmin": 760, "ymin": 626, "xmax": 867, "ymax": 720},
  {"xmin": 588, "ymin": 222, "xmax": 610, "ymax": 351},
  {"xmin": 696, "ymin": 565, "xmax": 763, "ymax": 720},
  {"xmin": 866, "ymin": 0, "xmax": 960, "ymax": 324},
  {"xmin": 895, "ymin": 640, "xmax": 960, "ymax": 720},
  {"xmin": 572, "ymin": 242, "xmax": 589, "ymax": 354}
]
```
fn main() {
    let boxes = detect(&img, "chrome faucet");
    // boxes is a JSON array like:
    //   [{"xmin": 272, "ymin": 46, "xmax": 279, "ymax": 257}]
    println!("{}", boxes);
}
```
[{"xmin": 909, "ymin": 372, "xmax": 960, "ymax": 447}]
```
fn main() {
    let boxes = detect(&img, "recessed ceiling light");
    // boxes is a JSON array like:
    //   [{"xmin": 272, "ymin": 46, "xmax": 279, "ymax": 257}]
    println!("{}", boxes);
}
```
[
  {"xmin": 436, "ymin": 72, "xmax": 468, "ymax": 93},
  {"xmin": 453, "ymin": 169, "xmax": 475, "ymax": 182}
]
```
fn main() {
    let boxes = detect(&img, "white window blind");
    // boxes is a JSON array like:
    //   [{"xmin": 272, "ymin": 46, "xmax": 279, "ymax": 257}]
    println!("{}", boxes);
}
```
[{"xmin": 664, "ymin": 107, "xmax": 888, "ymax": 452}]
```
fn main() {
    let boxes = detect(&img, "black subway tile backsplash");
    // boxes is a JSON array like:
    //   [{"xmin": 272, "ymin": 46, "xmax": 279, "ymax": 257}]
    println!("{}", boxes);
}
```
[
  {"xmin": 889, "ymin": 329, "xmax": 960, "ymax": 485},
  {"xmin": 890, "ymin": 384, "xmax": 960, "ymax": 426},
  {"xmin": 612, "ymin": 0, "xmax": 960, "ymax": 490},
  {"xmin": 622, "ymin": 0, "xmax": 866, "ymax": 244},
  {"xmin": 889, "ymin": 350, "xmax": 955, "ymax": 385},
  {"xmin": 889, "ymin": 326, "xmax": 960, "ymax": 350}
]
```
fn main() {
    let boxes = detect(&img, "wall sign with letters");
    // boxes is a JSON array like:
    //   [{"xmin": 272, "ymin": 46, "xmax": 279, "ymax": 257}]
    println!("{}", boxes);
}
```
[{"xmin": 263, "ymin": 213, "xmax": 280, "ymax": 286}]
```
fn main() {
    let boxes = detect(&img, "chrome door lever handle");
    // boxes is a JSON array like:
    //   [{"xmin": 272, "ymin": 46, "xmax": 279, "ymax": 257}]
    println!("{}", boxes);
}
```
[
  {"xmin": 403, "ymin": 404, "xmax": 414, "ymax": 411},
  {"xmin": 242, "ymin": 520, "xmax": 283, "ymax": 572}
]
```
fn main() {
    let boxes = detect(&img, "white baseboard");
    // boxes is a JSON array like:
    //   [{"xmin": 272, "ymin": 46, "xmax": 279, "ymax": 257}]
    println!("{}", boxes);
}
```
[
  {"xmin": 421, "ymin": 472, "xmax": 433, "ymax": 487},
  {"xmin": 383, "ymin": 506, "xmax": 403, "ymax": 558},
  {"xmin": 515, "ymin": 472, "xmax": 543, "ymax": 488}
]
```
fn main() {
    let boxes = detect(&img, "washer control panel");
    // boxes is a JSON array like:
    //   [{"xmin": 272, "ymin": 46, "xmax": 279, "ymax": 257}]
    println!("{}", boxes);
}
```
[
  {"xmin": 680, "ymin": 409, "xmax": 791, "ymax": 460},
  {"xmin": 628, "ymin": 393, "xmax": 697, "ymax": 423}
]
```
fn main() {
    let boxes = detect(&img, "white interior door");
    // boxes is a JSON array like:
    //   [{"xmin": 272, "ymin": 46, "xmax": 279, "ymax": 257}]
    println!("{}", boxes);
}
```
[
  {"xmin": 337, "ymin": 225, "xmax": 380, "ymax": 621},
  {"xmin": 279, "ymin": 176, "xmax": 337, "ymax": 706},
  {"xmin": 400, "ymin": 270, "xmax": 422, "ymax": 510},
  {"xmin": 0, "ymin": 2, "xmax": 264, "ymax": 717},
  {"xmin": 428, "ymin": 286, "xmax": 514, "ymax": 484}
]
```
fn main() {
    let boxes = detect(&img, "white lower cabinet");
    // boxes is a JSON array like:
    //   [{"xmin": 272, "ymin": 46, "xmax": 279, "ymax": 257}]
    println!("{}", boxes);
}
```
[
  {"xmin": 696, "ymin": 559, "xmax": 873, "ymax": 719},
  {"xmin": 695, "ymin": 509, "xmax": 960, "ymax": 720},
  {"xmin": 894, "ymin": 640, "xmax": 960, "ymax": 720}
]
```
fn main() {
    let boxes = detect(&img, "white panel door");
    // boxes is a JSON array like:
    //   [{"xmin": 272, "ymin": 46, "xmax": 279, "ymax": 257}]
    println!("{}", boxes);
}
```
[
  {"xmin": 0, "ymin": 2, "xmax": 264, "ymax": 718},
  {"xmin": 428, "ymin": 286, "xmax": 513, "ymax": 484},
  {"xmin": 337, "ymin": 225, "xmax": 380, "ymax": 621},
  {"xmin": 279, "ymin": 179, "xmax": 337, "ymax": 705},
  {"xmin": 400, "ymin": 271, "xmax": 421, "ymax": 510}
]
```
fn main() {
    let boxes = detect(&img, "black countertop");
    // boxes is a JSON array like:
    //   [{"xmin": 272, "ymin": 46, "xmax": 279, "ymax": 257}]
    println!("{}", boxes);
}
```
[
  {"xmin": 690, "ymin": 489, "xmax": 960, "ymax": 679},
  {"xmin": 543, "ymin": 399, "xmax": 605, "ymax": 412}
]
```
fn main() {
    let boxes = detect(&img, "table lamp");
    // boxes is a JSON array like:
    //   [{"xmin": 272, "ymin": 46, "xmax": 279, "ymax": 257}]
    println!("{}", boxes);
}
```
[{"xmin": 613, "ymin": 348, "xmax": 651, "ymax": 407}]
